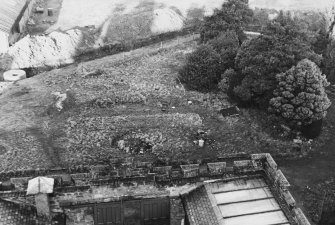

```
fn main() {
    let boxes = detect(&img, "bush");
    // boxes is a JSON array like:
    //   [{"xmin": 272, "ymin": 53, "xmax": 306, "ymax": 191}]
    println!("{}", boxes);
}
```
[
  {"xmin": 269, "ymin": 59, "xmax": 331, "ymax": 126},
  {"xmin": 179, "ymin": 45, "xmax": 223, "ymax": 92}
]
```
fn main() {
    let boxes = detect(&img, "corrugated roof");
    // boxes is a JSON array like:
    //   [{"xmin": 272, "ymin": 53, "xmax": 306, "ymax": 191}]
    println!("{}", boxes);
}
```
[{"xmin": 0, "ymin": 0, "xmax": 27, "ymax": 34}]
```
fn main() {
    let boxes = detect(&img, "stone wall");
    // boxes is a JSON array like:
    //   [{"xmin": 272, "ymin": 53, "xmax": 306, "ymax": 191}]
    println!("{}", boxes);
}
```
[
  {"xmin": 254, "ymin": 153, "xmax": 312, "ymax": 225},
  {"xmin": 170, "ymin": 197, "xmax": 185, "ymax": 225},
  {"xmin": 64, "ymin": 206, "xmax": 94, "ymax": 225},
  {"xmin": 0, "ymin": 153, "xmax": 312, "ymax": 225}
]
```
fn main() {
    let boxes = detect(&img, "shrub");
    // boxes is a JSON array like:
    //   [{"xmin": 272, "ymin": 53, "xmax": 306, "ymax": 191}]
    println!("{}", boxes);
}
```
[
  {"xmin": 179, "ymin": 45, "xmax": 223, "ymax": 92},
  {"xmin": 269, "ymin": 59, "xmax": 331, "ymax": 126}
]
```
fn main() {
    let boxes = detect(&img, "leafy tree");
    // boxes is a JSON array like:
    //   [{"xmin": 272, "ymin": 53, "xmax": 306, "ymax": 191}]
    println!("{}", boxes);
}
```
[
  {"xmin": 233, "ymin": 12, "xmax": 322, "ymax": 107},
  {"xmin": 218, "ymin": 69, "xmax": 237, "ymax": 93},
  {"xmin": 200, "ymin": 0, "xmax": 253, "ymax": 44},
  {"xmin": 324, "ymin": 40, "xmax": 335, "ymax": 82},
  {"xmin": 269, "ymin": 59, "xmax": 331, "ymax": 126},
  {"xmin": 179, "ymin": 45, "xmax": 223, "ymax": 92},
  {"xmin": 208, "ymin": 31, "xmax": 240, "ymax": 70}
]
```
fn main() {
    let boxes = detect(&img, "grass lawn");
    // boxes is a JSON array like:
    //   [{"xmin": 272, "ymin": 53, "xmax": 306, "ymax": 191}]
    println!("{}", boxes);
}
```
[{"xmin": 0, "ymin": 35, "xmax": 333, "ymax": 171}]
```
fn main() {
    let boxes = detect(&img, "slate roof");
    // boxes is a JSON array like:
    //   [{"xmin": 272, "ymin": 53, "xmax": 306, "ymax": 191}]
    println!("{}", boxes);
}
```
[
  {"xmin": 183, "ymin": 186, "xmax": 220, "ymax": 225},
  {"xmin": 0, "ymin": 198, "xmax": 38, "ymax": 225},
  {"xmin": 0, "ymin": 0, "xmax": 27, "ymax": 33}
]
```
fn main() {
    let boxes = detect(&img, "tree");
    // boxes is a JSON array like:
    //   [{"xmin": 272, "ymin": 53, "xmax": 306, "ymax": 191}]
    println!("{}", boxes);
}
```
[
  {"xmin": 233, "ymin": 12, "xmax": 322, "ymax": 107},
  {"xmin": 269, "ymin": 59, "xmax": 331, "ymax": 127},
  {"xmin": 218, "ymin": 69, "xmax": 237, "ymax": 94},
  {"xmin": 200, "ymin": 0, "xmax": 253, "ymax": 44},
  {"xmin": 208, "ymin": 30, "xmax": 240, "ymax": 70},
  {"xmin": 179, "ymin": 45, "xmax": 223, "ymax": 92}
]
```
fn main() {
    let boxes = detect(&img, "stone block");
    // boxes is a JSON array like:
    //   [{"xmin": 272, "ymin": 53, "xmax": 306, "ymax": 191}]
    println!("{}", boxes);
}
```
[
  {"xmin": 64, "ymin": 206, "xmax": 94, "ymax": 225},
  {"xmin": 153, "ymin": 166, "xmax": 172, "ymax": 175},
  {"xmin": 155, "ymin": 174, "xmax": 169, "ymax": 182},
  {"xmin": 265, "ymin": 154, "xmax": 277, "ymax": 170},
  {"xmin": 275, "ymin": 170, "xmax": 290, "ymax": 188},
  {"xmin": 71, "ymin": 173, "xmax": 91, "ymax": 180},
  {"xmin": 10, "ymin": 177, "xmax": 31, "ymax": 189},
  {"xmin": 183, "ymin": 169, "xmax": 199, "ymax": 178},
  {"xmin": 180, "ymin": 164, "xmax": 199, "ymax": 171},
  {"xmin": 293, "ymin": 208, "xmax": 311, "ymax": 225},
  {"xmin": 207, "ymin": 162, "xmax": 226, "ymax": 175},
  {"xmin": 170, "ymin": 198, "xmax": 185, "ymax": 225},
  {"xmin": 35, "ymin": 193, "xmax": 50, "ymax": 217},
  {"xmin": 264, "ymin": 162, "xmax": 277, "ymax": 182},
  {"xmin": 282, "ymin": 190, "xmax": 296, "ymax": 207},
  {"xmin": 226, "ymin": 167, "xmax": 234, "ymax": 172},
  {"xmin": 90, "ymin": 165, "xmax": 109, "ymax": 174},
  {"xmin": 171, "ymin": 170, "xmax": 182, "ymax": 179},
  {"xmin": 233, "ymin": 160, "xmax": 254, "ymax": 172},
  {"xmin": 199, "ymin": 164, "xmax": 208, "ymax": 175},
  {"xmin": 250, "ymin": 153, "xmax": 268, "ymax": 160}
]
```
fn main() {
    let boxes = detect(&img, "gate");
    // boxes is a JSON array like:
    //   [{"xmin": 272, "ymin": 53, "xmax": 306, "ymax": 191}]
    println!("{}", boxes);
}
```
[
  {"xmin": 94, "ymin": 198, "xmax": 170, "ymax": 225},
  {"xmin": 95, "ymin": 202, "xmax": 122, "ymax": 225}
]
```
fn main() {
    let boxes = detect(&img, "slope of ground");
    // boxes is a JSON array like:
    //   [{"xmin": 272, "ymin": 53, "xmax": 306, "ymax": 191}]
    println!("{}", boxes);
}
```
[
  {"xmin": 1, "ymin": 35, "xmax": 332, "ymax": 172},
  {"xmin": 4, "ymin": 0, "xmax": 335, "ymax": 70}
]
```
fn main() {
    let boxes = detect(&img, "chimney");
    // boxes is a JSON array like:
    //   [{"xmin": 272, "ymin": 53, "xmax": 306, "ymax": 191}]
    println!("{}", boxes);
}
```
[
  {"xmin": 26, "ymin": 176, "xmax": 54, "ymax": 218},
  {"xmin": 35, "ymin": 193, "xmax": 51, "ymax": 217}
]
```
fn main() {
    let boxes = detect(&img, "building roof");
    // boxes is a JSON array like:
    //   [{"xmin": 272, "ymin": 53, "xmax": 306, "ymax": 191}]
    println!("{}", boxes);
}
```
[
  {"xmin": 183, "ymin": 186, "xmax": 220, "ymax": 225},
  {"xmin": 0, "ymin": 0, "xmax": 27, "ymax": 33},
  {"xmin": 0, "ymin": 198, "xmax": 38, "ymax": 225},
  {"xmin": 205, "ymin": 177, "xmax": 290, "ymax": 225},
  {"xmin": 183, "ymin": 176, "xmax": 292, "ymax": 225}
]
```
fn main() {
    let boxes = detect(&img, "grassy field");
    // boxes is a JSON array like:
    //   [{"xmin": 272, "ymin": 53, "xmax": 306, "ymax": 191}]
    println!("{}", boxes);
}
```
[{"xmin": 1, "ymin": 35, "xmax": 333, "ymax": 171}]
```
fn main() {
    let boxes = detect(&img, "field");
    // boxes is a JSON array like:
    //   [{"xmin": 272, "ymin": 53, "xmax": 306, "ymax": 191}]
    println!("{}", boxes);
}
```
[{"xmin": 1, "ymin": 35, "xmax": 333, "ymax": 171}]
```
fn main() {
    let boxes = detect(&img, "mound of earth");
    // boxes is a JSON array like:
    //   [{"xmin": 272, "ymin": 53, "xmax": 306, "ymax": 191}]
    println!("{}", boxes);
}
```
[
  {"xmin": 8, "ymin": 29, "xmax": 93, "ymax": 69},
  {"xmin": 151, "ymin": 8, "xmax": 185, "ymax": 34}
]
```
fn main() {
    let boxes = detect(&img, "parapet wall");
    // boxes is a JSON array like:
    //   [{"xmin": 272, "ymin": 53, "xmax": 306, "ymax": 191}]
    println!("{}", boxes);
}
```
[{"xmin": 0, "ymin": 153, "xmax": 311, "ymax": 225}]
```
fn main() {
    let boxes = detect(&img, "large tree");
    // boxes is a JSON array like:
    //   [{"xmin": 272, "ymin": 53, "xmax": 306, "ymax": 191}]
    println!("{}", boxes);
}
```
[
  {"xmin": 269, "ymin": 59, "xmax": 331, "ymax": 126},
  {"xmin": 233, "ymin": 12, "xmax": 322, "ymax": 107},
  {"xmin": 179, "ymin": 45, "xmax": 223, "ymax": 92},
  {"xmin": 200, "ymin": 0, "xmax": 253, "ymax": 44}
]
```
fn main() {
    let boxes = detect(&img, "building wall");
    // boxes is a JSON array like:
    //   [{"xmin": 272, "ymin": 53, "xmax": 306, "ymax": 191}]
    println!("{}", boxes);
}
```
[
  {"xmin": 170, "ymin": 197, "xmax": 185, "ymax": 225},
  {"xmin": 64, "ymin": 206, "xmax": 94, "ymax": 225},
  {"xmin": 0, "ymin": 31, "xmax": 9, "ymax": 54},
  {"xmin": 62, "ymin": 197, "xmax": 185, "ymax": 225},
  {"xmin": 19, "ymin": 0, "xmax": 36, "ymax": 34}
]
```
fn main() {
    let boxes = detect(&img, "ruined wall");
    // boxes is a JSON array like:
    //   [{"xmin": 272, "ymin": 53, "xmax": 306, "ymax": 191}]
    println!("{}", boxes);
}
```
[
  {"xmin": 253, "ymin": 153, "xmax": 312, "ymax": 225},
  {"xmin": 0, "ymin": 153, "xmax": 312, "ymax": 225},
  {"xmin": 64, "ymin": 206, "xmax": 94, "ymax": 225},
  {"xmin": 170, "ymin": 197, "xmax": 185, "ymax": 225},
  {"xmin": 19, "ymin": 0, "xmax": 37, "ymax": 33}
]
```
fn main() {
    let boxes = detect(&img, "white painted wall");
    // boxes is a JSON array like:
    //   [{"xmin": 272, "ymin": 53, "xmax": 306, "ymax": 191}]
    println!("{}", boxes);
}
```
[{"xmin": 0, "ymin": 31, "xmax": 9, "ymax": 54}]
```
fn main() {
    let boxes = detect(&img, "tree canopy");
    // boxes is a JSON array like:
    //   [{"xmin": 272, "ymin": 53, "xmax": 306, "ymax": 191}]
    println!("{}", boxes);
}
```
[
  {"xmin": 233, "ymin": 12, "xmax": 322, "ymax": 107},
  {"xmin": 200, "ymin": 0, "xmax": 253, "ymax": 43},
  {"xmin": 269, "ymin": 59, "xmax": 331, "ymax": 126},
  {"xmin": 179, "ymin": 45, "xmax": 223, "ymax": 92}
]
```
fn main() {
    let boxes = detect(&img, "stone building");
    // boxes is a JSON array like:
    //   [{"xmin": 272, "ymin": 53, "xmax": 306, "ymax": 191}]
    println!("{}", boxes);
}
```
[
  {"xmin": 0, "ymin": 153, "xmax": 311, "ymax": 225},
  {"xmin": 0, "ymin": 0, "xmax": 36, "ymax": 54}
]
